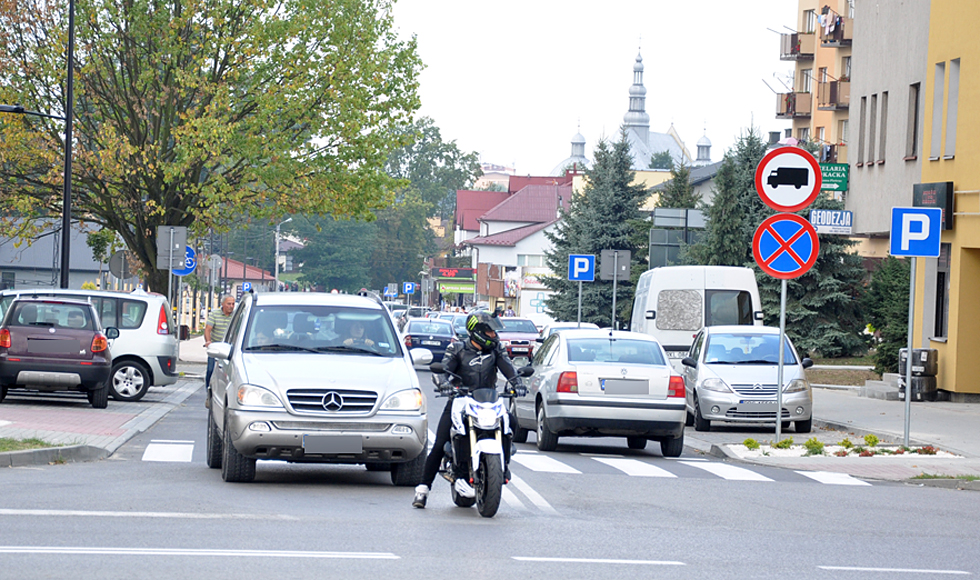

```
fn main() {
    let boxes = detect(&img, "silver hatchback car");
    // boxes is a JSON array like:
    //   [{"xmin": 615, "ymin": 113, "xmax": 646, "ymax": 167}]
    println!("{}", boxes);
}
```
[
  {"xmin": 680, "ymin": 326, "xmax": 814, "ymax": 433},
  {"xmin": 206, "ymin": 292, "xmax": 433, "ymax": 484}
]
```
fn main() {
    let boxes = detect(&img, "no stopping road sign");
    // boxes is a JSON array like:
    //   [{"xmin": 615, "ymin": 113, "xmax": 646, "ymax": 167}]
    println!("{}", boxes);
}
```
[{"xmin": 753, "ymin": 213, "xmax": 820, "ymax": 280}]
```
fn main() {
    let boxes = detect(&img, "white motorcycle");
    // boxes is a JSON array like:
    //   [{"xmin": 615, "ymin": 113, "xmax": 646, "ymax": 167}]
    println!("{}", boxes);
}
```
[{"xmin": 430, "ymin": 362, "xmax": 533, "ymax": 518}]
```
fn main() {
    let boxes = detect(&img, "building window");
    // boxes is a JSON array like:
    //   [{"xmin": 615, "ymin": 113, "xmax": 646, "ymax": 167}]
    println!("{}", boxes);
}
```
[
  {"xmin": 803, "ymin": 9, "xmax": 816, "ymax": 33},
  {"xmin": 517, "ymin": 254, "xmax": 545, "ymax": 267},
  {"xmin": 839, "ymin": 119, "xmax": 849, "ymax": 145},
  {"xmin": 934, "ymin": 243, "xmax": 950, "ymax": 339},
  {"xmin": 800, "ymin": 69, "xmax": 812, "ymax": 93},
  {"xmin": 0, "ymin": 272, "xmax": 13, "ymax": 290},
  {"xmin": 906, "ymin": 83, "xmax": 920, "ymax": 159},
  {"xmin": 945, "ymin": 59, "xmax": 959, "ymax": 159},
  {"xmin": 857, "ymin": 97, "xmax": 866, "ymax": 165},
  {"xmin": 868, "ymin": 94, "xmax": 878, "ymax": 164},
  {"xmin": 878, "ymin": 91, "xmax": 888, "ymax": 163},
  {"xmin": 931, "ymin": 62, "xmax": 945, "ymax": 160},
  {"xmin": 798, "ymin": 127, "xmax": 810, "ymax": 142},
  {"xmin": 817, "ymin": 126, "xmax": 825, "ymax": 143},
  {"xmin": 819, "ymin": 67, "xmax": 828, "ymax": 83},
  {"xmin": 842, "ymin": 56, "xmax": 851, "ymax": 80}
]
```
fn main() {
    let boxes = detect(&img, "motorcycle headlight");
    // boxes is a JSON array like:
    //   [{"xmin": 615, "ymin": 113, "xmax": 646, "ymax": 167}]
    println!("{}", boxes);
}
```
[
  {"xmin": 700, "ymin": 378, "xmax": 732, "ymax": 393},
  {"xmin": 783, "ymin": 379, "xmax": 810, "ymax": 393},
  {"xmin": 380, "ymin": 388, "xmax": 423, "ymax": 412},
  {"xmin": 236, "ymin": 384, "xmax": 283, "ymax": 408}
]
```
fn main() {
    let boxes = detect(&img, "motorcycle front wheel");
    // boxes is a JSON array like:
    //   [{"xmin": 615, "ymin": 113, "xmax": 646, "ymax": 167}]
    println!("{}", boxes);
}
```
[{"xmin": 476, "ymin": 453, "xmax": 503, "ymax": 518}]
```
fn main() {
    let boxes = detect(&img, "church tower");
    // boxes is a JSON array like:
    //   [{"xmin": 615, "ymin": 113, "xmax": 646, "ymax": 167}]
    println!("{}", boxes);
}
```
[{"xmin": 622, "ymin": 52, "xmax": 650, "ymax": 145}]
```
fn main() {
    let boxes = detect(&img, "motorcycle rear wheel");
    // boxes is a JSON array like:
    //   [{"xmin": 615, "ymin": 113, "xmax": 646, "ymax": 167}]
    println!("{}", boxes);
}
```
[{"xmin": 476, "ymin": 454, "xmax": 503, "ymax": 518}]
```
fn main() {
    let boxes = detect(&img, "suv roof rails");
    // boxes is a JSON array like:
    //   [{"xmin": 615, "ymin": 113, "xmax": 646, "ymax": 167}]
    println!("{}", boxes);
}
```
[{"xmin": 356, "ymin": 288, "xmax": 385, "ymax": 306}]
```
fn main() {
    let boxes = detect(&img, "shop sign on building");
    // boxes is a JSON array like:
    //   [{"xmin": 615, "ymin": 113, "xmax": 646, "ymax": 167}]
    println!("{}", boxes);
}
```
[{"xmin": 820, "ymin": 163, "xmax": 849, "ymax": 191}]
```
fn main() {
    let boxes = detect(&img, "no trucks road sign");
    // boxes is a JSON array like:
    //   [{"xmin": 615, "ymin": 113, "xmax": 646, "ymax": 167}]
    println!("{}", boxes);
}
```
[
  {"xmin": 752, "ymin": 213, "xmax": 820, "ymax": 280},
  {"xmin": 754, "ymin": 147, "xmax": 822, "ymax": 213}
]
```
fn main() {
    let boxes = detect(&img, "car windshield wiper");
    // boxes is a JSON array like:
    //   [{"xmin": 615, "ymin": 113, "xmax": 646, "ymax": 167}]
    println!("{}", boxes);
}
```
[
  {"xmin": 313, "ymin": 345, "xmax": 387, "ymax": 357},
  {"xmin": 243, "ymin": 343, "xmax": 321, "ymax": 353}
]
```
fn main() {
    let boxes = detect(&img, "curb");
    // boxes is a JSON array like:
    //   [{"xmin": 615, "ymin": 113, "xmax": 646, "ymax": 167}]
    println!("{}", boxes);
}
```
[{"xmin": 903, "ymin": 479, "xmax": 980, "ymax": 492}]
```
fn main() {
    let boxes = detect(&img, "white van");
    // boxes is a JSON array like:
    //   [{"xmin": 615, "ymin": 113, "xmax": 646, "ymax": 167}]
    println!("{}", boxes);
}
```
[{"xmin": 630, "ymin": 266, "xmax": 763, "ymax": 364}]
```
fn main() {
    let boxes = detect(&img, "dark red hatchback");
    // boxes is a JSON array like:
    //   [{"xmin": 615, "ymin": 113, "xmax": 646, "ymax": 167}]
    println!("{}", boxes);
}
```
[{"xmin": 0, "ymin": 298, "xmax": 120, "ymax": 408}]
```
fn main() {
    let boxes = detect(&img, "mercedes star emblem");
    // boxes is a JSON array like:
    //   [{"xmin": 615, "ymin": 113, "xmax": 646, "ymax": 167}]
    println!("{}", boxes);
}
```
[
  {"xmin": 321, "ymin": 391, "xmax": 344, "ymax": 411},
  {"xmin": 621, "ymin": 368, "xmax": 628, "ymax": 376}
]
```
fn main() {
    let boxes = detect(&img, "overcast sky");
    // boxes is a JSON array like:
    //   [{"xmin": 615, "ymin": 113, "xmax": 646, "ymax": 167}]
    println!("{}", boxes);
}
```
[{"xmin": 391, "ymin": 0, "xmax": 798, "ymax": 177}]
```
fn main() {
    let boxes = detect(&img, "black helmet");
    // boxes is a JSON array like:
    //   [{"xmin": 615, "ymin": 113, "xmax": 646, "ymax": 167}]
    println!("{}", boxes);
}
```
[{"xmin": 466, "ymin": 311, "xmax": 502, "ymax": 351}]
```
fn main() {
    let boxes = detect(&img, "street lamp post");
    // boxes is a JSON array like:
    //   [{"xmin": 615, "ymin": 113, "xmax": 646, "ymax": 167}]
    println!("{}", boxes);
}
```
[
  {"xmin": 274, "ymin": 218, "xmax": 293, "ymax": 292},
  {"xmin": 0, "ymin": 0, "xmax": 76, "ymax": 289}
]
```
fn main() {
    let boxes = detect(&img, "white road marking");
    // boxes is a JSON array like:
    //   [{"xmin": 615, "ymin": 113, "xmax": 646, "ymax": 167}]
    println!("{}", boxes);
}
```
[
  {"xmin": 0, "ymin": 420, "xmax": 12, "ymax": 427},
  {"xmin": 818, "ymin": 566, "xmax": 969, "ymax": 575},
  {"xmin": 511, "ymin": 454, "xmax": 581, "ymax": 474},
  {"xmin": 0, "ymin": 546, "xmax": 398, "ymax": 559},
  {"xmin": 0, "ymin": 509, "xmax": 298, "ymax": 521},
  {"xmin": 592, "ymin": 457, "xmax": 677, "ymax": 478},
  {"xmin": 667, "ymin": 456, "xmax": 706, "ymax": 461},
  {"xmin": 796, "ymin": 471, "xmax": 872, "ymax": 486},
  {"xmin": 508, "ymin": 476, "xmax": 558, "ymax": 515},
  {"xmin": 149, "ymin": 439, "xmax": 195, "ymax": 444},
  {"xmin": 501, "ymin": 486, "xmax": 526, "ymax": 511},
  {"xmin": 513, "ymin": 556, "xmax": 684, "ymax": 566},
  {"xmin": 579, "ymin": 453, "xmax": 625, "ymax": 458},
  {"xmin": 142, "ymin": 443, "xmax": 194, "ymax": 462},
  {"xmin": 679, "ymin": 461, "xmax": 773, "ymax": 481}
]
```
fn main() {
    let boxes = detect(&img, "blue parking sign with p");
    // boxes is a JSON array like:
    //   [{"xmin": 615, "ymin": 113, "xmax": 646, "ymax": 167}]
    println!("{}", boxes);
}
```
[
  {"xmin": 890, "ymin": 207, "xmax": 942, "ymax": 258},
  {"xmin": 403, "ymin": 281, "xmax": 416, "ymax": 294},
  {"xmin": 568, "ymin": 254, "xmax": 595, "ymax": 282}
]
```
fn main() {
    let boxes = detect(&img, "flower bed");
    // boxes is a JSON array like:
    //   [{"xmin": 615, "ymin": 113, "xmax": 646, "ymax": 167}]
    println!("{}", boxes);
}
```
[{"xmin": 732, "ymin": 435, "xmax": 959, "ymax": 459}]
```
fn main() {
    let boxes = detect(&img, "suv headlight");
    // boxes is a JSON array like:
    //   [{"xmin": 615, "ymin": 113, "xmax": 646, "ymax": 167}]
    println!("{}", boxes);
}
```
[
  {"xmin": 700, "ymin": 378, "xmax": 732, "ymax": 393},
  {"xmin": 783, "ymin": 379, "xmax": 810, "ymax": 393},
  {"xmin": 237, "ymin": 384, "xmax": 284, "ymax": 408},
  {"xmin": 380, "ymin": 388, "xmax": 423, "ymax": 412}
]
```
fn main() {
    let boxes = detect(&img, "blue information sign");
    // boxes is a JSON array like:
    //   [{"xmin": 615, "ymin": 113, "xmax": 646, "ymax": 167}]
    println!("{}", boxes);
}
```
[
  {"xmin": 567, "ymin": 254, "xmax": 595, "ymax": 282},
  {"xmin": 172, "ymin": 246, "xmax": 196, "ymax": 277},
  {"xmin": 889, "ymin": 207, "xmax": 942, "ymax": 258}
]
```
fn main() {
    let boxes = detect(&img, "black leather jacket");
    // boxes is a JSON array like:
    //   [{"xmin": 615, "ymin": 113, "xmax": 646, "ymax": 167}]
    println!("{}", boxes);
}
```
[{"xmin": 439, "ymin": 340, "xmax": 517, "ymax": 390}]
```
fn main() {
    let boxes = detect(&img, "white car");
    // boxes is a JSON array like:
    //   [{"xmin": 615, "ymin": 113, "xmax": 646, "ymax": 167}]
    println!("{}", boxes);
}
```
[
  {"xmin": 513, "ymin": 329, "xmax": 686, "ymax": 457},
  {"xmin": 539, "ymin": 321, "xmax": 600, "ymax": 340},
  {"xmin": 680, "ymin": 325, "xmax": 814, "ymax": 433}
]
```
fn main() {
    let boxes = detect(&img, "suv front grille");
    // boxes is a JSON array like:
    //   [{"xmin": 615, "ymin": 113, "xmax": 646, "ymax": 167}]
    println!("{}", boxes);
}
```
[
  {"xmin": 272, "ymin": 421, "xmax": 390, "ymax": 432},
  {"xmin": 286, "ymin": 388, "xmax": 378, "ymax": 414}
]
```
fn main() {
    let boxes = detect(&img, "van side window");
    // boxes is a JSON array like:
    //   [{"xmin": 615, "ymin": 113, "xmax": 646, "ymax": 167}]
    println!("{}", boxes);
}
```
[
  {"xmin": 705, "ymin": 290, "xmax": 753, "ymax": 326},
  {"xmin": 656, "ymin": 290, "xmax": 702, "ymax": 331}
]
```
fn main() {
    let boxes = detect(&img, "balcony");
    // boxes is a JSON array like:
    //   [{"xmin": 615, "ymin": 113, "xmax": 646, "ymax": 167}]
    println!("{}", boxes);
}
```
[
  {"xmin": 776, "ymin": 92, "xmax": 812, "ymax": 119},
  {"xmin": 780, "ymin": 32, "xmax": 815, "ymax": 60},
  {"xmin": 817, "ymin": 80, "xmax": 850, "ymax": 110},
  {"xmin": 820, "ymin": 16, "xmax": 853, "ymax": 47}
]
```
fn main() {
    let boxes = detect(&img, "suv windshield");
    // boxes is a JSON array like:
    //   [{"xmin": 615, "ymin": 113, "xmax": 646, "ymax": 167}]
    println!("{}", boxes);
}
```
[
  {"xmin": 244, "ymin": 305, "xmax": 401, "ymax": 356},
  {"xmin": 703, "ymin": 333, "xmax": 798, "ymax": 365}
]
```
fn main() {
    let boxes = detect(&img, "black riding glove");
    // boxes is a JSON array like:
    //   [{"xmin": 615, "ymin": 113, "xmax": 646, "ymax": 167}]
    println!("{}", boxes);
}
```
[
  {"xmin": 510, "ymin": 379, "xmax": 528, "ymax": 397},
  {"xmin": 438, "ymin": 382, "xmax": 454, "ymax": 396}
]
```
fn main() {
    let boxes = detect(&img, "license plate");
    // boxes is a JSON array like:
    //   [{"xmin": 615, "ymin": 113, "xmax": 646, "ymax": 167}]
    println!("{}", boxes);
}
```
[
  {"xmin": 303, "ymin": 435, "xmax": 362, "ymax": 454},
  {"xmin": 739, "ymin": 400, "xmax": 776, "ymax": 405},
  {"xmin": 511, "ymin": 347, "xmax": 528, "ymax": 353},
  {"xmin": 28, "ymin": 339, "xmax": 77, "ymax": 354},
  {"xmin": 666, "ymin": 351, "xmax": 687, "ymax": 359},
  {"xmin": 421, "ymin": 340, "xmax": 441, "ymax": 346},
  {"xmin": 602, "ymin": 379, "xmax": 649, "ymax": 394}
]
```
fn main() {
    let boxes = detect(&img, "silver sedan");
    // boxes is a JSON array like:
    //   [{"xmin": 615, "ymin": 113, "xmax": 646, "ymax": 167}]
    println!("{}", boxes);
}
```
[{"xmin": 512, "ymin": 329, "xmax": 687, "ymax": 457}]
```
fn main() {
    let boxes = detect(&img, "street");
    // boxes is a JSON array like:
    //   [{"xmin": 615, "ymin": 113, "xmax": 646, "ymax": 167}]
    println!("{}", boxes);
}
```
[{"xmin": 1, "ymin": 373, "xmax": 978, "ymax": 580}]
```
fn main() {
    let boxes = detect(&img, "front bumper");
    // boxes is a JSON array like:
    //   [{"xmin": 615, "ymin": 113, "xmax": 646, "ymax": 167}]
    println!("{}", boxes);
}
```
[
  {"xmin": 224, "ymin": 408, "xmax": 428, "ymax": 464},
  {"xmin": 544, "ymin": 394, "xmax": 686, "ymax": 438},
  {"xmin": 696, "ymin": 389, "xmax": 812, "ymax": 423}
]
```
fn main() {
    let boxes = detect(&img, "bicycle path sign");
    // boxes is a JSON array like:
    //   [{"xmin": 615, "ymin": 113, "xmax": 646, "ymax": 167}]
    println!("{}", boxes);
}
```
[
  {"xmin": 754, "ymin": 147, "xmax": 822, "ymax": 212},
  {"xmin": 752, "ymin": 213, "xmax": 820, "ymax": 280}
]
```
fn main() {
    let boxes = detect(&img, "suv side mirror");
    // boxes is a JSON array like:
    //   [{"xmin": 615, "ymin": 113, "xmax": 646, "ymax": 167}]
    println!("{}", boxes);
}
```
[{"xmin": 104, "ymin": 327, "xmax": 120, "ymax": 340}]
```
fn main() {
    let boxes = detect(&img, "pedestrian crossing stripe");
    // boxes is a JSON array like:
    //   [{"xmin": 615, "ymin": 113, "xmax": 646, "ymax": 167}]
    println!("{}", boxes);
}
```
[{"xmin": 142, "ymin": 442, "xmax": 194, "ymax": 462}]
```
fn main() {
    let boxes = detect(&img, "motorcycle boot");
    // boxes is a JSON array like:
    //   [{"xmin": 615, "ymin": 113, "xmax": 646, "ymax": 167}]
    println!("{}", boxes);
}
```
[
  {"xmin": 412, "ymin": 484, "xmax": 429, "ymax": 509},
  {"xmin": 453, "ymin": 479, "xmax": 475, "ymax": 498}
]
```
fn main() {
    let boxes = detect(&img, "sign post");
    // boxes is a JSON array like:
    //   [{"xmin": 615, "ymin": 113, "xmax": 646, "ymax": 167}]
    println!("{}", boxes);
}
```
[
  {"xmin": 754, "ymin": 147, "xmax": 821, "ymax": 441},
  {"xmin": 568, "ymin": 254, "xmax": 595, "ymax": 327},
  {"xmin": 600, "ymin": 250, "xmax": 630, "ymax": 330},
  {"xmin": 889, "ymin": 207, "xmax": 942, "ymax": 446}
]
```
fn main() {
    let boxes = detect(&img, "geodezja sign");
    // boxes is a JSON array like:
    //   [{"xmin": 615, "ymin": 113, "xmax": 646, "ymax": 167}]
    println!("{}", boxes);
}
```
[
  {"xmin": 754, "ymin": 147, "xmax": 822, "ymax": 212},
  {"xmin": 752, "ymin": 213, "xmax": 820, "ymax": 280}
]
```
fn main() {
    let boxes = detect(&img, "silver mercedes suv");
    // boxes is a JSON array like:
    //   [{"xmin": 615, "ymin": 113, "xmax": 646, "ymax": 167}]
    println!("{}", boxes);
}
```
[{"xmin": 206, "ymin": 291, "xmax": 433, "ymax": 484}]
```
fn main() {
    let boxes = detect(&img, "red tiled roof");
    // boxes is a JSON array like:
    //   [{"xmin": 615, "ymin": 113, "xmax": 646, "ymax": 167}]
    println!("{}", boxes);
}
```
[
  {"xmin": 220, "ymin": 257, "xmax": 274, "ymax": 281},
  {"xmin": 463, "ymin": 220, "xmax": 556, "ymax": 247},
  {"xmin": 455, "ymin": 190, "xmax": 510, "ymax": 231},
  {"xmin": 481, "ymin": 185, "xmax": 571, "ymax": 224},
  {"xmin": 508, "ymin": 174, "xmax": 573, "ymax": 193}
]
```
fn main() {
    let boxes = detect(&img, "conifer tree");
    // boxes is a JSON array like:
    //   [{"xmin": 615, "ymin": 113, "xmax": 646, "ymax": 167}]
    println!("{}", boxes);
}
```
[
  {"xmin": 656, "ymin": 163, "xmax": 699, "ymax": 209},
  {"xmin": 862, "ymin": 256, "xmax": 910, "ymax": 374},
  {"xmin": 543, "ymin": 131, "xmax": 648, "ymax": 326}
]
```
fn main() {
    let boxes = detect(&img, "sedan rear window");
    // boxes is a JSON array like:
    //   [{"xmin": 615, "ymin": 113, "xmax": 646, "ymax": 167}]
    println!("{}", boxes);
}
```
[
  {"xmin": 566, "ymin": 338, "xmax": 666, "ymax": 366},
  {"xmin": 703, "ymin": 333, "xmax": 798, "ymax": 365}
]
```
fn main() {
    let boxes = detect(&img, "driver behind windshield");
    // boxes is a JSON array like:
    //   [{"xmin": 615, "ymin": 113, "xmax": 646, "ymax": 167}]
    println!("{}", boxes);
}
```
[{"xmin": 343, "ymin": 320, "xmax": 375, "ymax": 347}]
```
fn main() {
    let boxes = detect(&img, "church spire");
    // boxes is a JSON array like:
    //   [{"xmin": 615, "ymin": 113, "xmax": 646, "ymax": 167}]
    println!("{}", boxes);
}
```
[{"xmin": 622, "ymin": 51, "xmax": 650, "ymax": 144}]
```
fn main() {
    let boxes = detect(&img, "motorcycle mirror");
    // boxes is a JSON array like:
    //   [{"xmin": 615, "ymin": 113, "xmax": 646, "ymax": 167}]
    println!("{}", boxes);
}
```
[
  {"xmin": 518, "ymin": 366, "xmax": 534, "ymax": 377},
  {"xmin": 429, "ymin": 362, "xmax": 445, "ymax": 374}
]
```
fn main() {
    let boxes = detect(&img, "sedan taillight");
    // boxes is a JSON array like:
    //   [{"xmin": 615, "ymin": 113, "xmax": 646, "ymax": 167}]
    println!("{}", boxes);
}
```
[
  {"xmin": 403, "ymin": 335, "xmax": 413, "ymax": 349},
  {"xmin": 0, "ymin": 329, "xmax": 10, "ymax": 348},
  {"xmin": 668, "ymin": 375, "xmax": 686, "ymax": 398},
  {"xmin": 91, "ymin": 333, "xmax": 109, "ymax": 353},
  {"xmin": 556, "ymin": 371, "xmax": 578, "ymax": 393}
]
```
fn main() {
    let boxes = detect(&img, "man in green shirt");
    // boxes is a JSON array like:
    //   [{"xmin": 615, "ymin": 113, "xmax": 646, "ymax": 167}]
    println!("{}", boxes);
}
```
[{"xmin": 204, "ymin": 295, "xmax": 235, "ymax": 390}]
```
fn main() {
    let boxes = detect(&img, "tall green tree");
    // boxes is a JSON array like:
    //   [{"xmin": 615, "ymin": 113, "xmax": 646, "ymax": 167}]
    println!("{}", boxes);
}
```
[
  {"xmin": 862, "ymin": 256, "xmax": 910, "ymax": 374},
  {"xmin": 0, "ymin": 0, "xmax": 422, "ymax": 292},
  {"xmin": 543, "ymin": 130, "xmax": 647, "ymax": 326},
  {"xmin": 649, "ymin": 150, "xmax": 674, "ymax": 171},
  {"xmin": 368, "ymin": 193, "xmax": 436, "ymax": 292},
  {"xmin": 384, "ymin": 117, "xmax": 481, "ymax": 219},
  {"xmin": 291, "ymin": 216, "xmax": 376, "ymax": 293},
  {"xmin": 655, "ymin": 162, "xmax": 699, "ymax": 209}
]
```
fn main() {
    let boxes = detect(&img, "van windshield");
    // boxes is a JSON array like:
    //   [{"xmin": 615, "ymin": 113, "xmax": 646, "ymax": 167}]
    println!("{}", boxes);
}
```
[{"xmin": 705, "ymin": 290, "xmax": 753, "ymax": 326}]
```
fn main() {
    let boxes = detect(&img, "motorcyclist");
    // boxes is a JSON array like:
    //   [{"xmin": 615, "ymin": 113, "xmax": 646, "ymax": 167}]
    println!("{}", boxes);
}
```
[{"xmin": 413, "ymin": 311, "xmax": 527, "ymax": 509}]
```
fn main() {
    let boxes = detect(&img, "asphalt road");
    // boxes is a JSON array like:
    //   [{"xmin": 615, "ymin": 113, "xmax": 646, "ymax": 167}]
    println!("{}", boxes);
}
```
[{"xmin": 1, "ymin": 371, "xmax": 978, "ymax": 579}]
